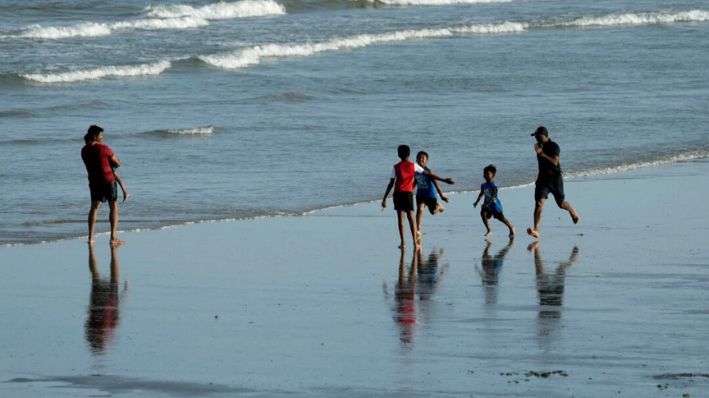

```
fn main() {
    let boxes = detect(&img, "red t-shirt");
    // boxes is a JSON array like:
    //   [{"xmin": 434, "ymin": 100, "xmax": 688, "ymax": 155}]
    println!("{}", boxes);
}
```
[
  {"xmin": 391, "ymin": 161, "xmax": 424, "ymax": 192},
  {"xmin": 81, "ymin": 143, "xmax": 115, "ymax": 184}
]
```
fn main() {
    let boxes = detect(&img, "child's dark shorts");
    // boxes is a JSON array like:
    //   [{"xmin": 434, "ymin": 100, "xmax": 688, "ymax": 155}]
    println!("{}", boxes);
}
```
[
  {"xmin": 535, "ymin": 178, "xmax": 565, "ymax": 207},
  {"xmin": 417, "ymin": 195, "xmax": 438, "ymax": 214},
  {"xmin": 89, "ymin": 181, "xmax": 118, "ymax": 202},
  {"xmin": 393, "ymin": 191, "xmax": 414, "ymax": 211},
  {"xmin": 481, "ymin": 205, "xmax": 504, "ymax": 220}
]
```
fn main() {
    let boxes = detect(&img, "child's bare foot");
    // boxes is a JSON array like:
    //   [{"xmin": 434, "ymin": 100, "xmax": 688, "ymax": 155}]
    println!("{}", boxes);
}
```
[
  {"xmin": 87, "ymin": 239, "xmax": 95, "ymax": 245},
  {"xmin": 398, "ymin": 243, "xmax": 405, "ymax": 250},
  {"xmin": 484, "ymin": 230, "xmax": 492, "ymax": 237},
  {"xmin": 526, "ymin": 228, "xmax": 540, "ymax": 238},
  {"xmin": 110, "ymin": 238, "xmax": 125, "ymax": 247},
  {"xmin": 435, "ymin": 204, "xmax": 445, "ymax": 214}
]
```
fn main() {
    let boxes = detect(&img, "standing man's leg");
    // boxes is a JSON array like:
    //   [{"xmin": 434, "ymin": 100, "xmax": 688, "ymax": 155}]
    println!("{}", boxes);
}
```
[
  {"xmin": 88, "ymin": 201, "xmax": 101, "ymax": 244},
  {"xmin": 109, "ymin": 200, "xmax": 122, "ymax": 246}
]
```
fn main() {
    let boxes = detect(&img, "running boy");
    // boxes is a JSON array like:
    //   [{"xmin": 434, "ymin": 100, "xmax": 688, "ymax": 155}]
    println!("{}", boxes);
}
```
[
  {"xmin": 414, "ymin": 151, "xmax": 449, "ymax": 235},
  {"xmin": 382, "ymin": 145, "xmax": 454, "ymax": 251},
  {"xmin": 473, "ymin": 164, "xmax": 515, "ymax": 237}
]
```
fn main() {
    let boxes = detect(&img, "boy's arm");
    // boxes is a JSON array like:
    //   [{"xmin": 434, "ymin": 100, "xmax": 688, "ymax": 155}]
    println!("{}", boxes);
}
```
[
  {"xmin": 381, "ymin": 179, "xmax": 395, "ymax": 208},
  {"xmin": 422, "ymin": 169, "xmax": 454, "ymax": 185},
  {"xmin": 473, "ymin": 190, "xmax": 483, "ymax": 207},
  {"xmin": 432, "ymin": 179, "xmax": 448, "ymax": 202}
]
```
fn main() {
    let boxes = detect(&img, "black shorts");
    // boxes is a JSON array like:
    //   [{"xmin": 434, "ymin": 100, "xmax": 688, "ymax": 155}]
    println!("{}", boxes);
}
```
[
  {"xmin": 393, "ymin": 191, "xmax": 414, "ymax": 212},
  {"xmin": 416, "ymin": 196, "xmax": 438, "ymax": 214},
  {"xmin": 89, "ymin": 181, "xmax": 118, "ymax": 203},
  {"xmin": 535, "ymin": 178, "xmax": 565, "ymax": 207}
]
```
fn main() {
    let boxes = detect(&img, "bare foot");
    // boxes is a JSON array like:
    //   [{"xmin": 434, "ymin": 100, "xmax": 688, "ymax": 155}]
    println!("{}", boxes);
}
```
[
  {"xmin": 87, "ymin": 239, "xmax": 95, "ymax": 245},
  {"xmin": 110, "ymin": 238, "xmax": 125, "ymax": 247},
  {"xmin": 484, "ymin": 230, "xmax": 492, "ymax": 237},
  {"xmin": 398, "ymin": 244, "xmax": 405, "ymax": 250},
  {"xmin": 435, "ymin": 204, "xmax": 445, "ymax": 214},
  {"xmin": 526, "ymin": 228, "xmax": 540, "ymax": 238},
  {"xmin": 571, "ymin": 212, "xmax": 580, "ymax": 224}
]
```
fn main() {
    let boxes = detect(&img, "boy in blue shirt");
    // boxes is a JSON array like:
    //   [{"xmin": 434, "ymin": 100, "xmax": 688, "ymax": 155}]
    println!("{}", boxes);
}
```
[
  {"xmin": 473, "ymin": 164, "xmax": 515, "ymax": 237},
  {"xmin": 414, "ymin": 151, "xmax": 449, "ymax": 237}
]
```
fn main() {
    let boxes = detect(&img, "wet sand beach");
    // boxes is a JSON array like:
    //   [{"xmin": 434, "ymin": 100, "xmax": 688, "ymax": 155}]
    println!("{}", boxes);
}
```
[{"xmin": 1, "ymin": 160, "xmax": 708, "ymax": 397}]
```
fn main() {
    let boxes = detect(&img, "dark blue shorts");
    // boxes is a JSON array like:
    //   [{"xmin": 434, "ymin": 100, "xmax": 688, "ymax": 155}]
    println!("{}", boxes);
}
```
[{"xmin": 89, "ymin": 181, "xmax": 117, "ymax": 202}]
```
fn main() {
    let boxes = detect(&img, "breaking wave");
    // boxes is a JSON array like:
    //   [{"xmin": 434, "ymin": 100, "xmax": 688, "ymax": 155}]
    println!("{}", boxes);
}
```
[
  {"xmin": 16, "ymin": 0, "xmax": 285, "ymax": 40},
  {"xmin": 145, "ymin": 0, "xmax": 285, "ymax": 19},
  {"xmin": 199, "ymin": 21, "xmax": 526, "ymax": 69},
  {"xmin": 21, "ymin": 61, "xmax": 171, "ymax": 83},
  {"xmin": 371, "ymin": 0, "xmax": 510, "ymax": 5},
  {"xmin": 561, "ymin": 9, "xmax": 709, "ymax": 28}
]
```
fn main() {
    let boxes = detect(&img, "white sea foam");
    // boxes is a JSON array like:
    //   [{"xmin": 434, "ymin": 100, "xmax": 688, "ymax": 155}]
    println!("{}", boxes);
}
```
[
  {"xmin": 167, "ymin": 126, "xmax": 215, "ymax": 135},
  {"xmin": 563, "ymin": 10, "xmax": 709, "ymax": 28},
  {"xmin": 20, "ymin": 22, "xmax": 112, "ymax": 39},
  {"xmin": 373, "ymin": 0, "xmax": 511, "ymax": 5},
  {"xmin": 200, "ymin": 22, "xmax": 526, "ymax": 69},
  {"xmin": 565, "ymin": 151, "xmax": 709, "ymax": 180},
  {"xmin": 146, "ymin": 0, "xmax": 286, "ymax": 19},
  {"xmin": 21, "ymin": 60, "xmax": 171, "ymax": 83}
]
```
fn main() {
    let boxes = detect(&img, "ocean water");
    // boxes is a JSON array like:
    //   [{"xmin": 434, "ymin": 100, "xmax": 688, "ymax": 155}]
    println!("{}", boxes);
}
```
[{"xmin": 1, "ymin": 0, "xmax": 707, "ymax": 245}]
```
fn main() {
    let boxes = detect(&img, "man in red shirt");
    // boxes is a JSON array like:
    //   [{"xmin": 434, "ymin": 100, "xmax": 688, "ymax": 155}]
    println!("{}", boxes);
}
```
[
  {"xmin": 382, "ymin": 145, "xmax": 454, "ymax": 251},
  {"xmin": 81, "ymin": 125, "xmax": 123, "ymax": 245}
]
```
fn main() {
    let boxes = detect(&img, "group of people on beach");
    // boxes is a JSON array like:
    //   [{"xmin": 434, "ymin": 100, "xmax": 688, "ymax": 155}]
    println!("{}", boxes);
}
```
[
  {"xmin": 81, "ymin": 124, "xmax": 578, "ymax": 248},
  {"xmin": 381, "ymin": 126, "xmax": 580, "ymax": 251}
]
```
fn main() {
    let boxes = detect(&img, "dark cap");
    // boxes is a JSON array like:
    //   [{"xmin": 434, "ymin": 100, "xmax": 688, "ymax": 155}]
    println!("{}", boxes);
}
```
[{"xmin": 531, "ymin": 126, "xmax": 548, "ymax": 137}]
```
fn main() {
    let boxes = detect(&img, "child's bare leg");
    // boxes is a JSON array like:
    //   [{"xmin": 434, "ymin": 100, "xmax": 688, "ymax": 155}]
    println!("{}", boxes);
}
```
[
  {"xmin": 397, "ymin": 211, "xmax": 406, "ymax": 249},
  {"xmin": 406, "ymin": 210, "xmax": 420, "ymax": 250},
  {"xmin": 499, "ymin": 215, "xmax": 515, "ymax": 237},
  {"xmin": 416, "ymin": 202, "xmax": 425, "ymax": 234},
  {"xmin": 480, "ymin": 211, "xmax": 492, "ymax": 236}
]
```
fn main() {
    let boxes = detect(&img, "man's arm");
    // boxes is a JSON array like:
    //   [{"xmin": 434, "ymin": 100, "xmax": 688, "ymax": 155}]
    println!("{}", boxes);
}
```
[
  {"xmin": 381, "ymin": 178, "xmax": 395, "ymax": 208},
  {"xmin": 534, "ymin": 143, "xmax": 559, "ymax": 167}
]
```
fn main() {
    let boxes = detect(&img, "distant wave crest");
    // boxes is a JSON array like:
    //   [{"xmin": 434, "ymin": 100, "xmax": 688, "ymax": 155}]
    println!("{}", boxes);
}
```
[
  {"xmin": 21, "ymin": 61, "xmax": 171, "ymax": 83},
  {"xmin": 563, "ymin": 10, "xmax": 709, "ymax": 28},
  {"xmin": 199, "ymin": 22, "xmax": 525, "ymax": 69},
  {"xmin": 142, "ymin": 126, "xmax": 216, "ymax": 137},
  {"xmin": 146, "ymin": 0, "xmax": 286, "ymax": 19},
  {"xmin": 371, "ymin": 0, "xmax": 510, "ymax": 5},
  {"xmin": 16, "ymin": 0, "xmax": 285, "ymax": 40}
]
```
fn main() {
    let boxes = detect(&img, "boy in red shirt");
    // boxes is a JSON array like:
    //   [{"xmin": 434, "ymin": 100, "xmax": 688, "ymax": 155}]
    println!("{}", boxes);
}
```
[{"xmin": 382, "ymin": 145, "xmax": 454, "ymax": 251}]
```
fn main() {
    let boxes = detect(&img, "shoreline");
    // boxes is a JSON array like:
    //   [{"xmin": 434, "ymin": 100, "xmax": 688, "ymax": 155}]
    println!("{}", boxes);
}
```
[
  {"xmin": 1, "ymin": 159, "xmax": 708, "ymax": 397},
  {"xmin": 3, "ymin": 153, "xmax": 708, "ymax": 248}
]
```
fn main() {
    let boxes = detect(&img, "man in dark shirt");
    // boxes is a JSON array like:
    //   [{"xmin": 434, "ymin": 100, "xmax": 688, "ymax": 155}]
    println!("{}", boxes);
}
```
[
  {"xmin": 527, "ymin": 126, "xmax": 579, "ymax": 238},
  {"xmin": 81, "ymin": 125, "xmax": 123, "ymax": 246}
]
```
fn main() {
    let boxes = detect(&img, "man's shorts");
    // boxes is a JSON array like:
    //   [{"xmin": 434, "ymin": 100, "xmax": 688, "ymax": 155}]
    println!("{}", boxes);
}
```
[
  {"xmin": 535, "ymin": 178, "xmax": 565, "ymax": 207},
  {"xmin": 393, "ymin": 191, "xmax": 415, "ymax": 212},
  {"xmin": 89, "ymin": 181, "xmax": 118, "ymax": 202},
  {"xmin": 416, "ymin": 195, "xmax": 438, "ymax": 214}
]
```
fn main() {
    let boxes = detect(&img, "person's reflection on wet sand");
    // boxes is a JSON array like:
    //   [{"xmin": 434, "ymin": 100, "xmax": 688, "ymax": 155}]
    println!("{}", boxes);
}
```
[
  {"xmin": 528, "ymin": 241, "xmax": 579, "ymax": 321},
  {"xmin": 394, "ymin": 249, "xmax": 419, "ymax": 345},
  {"xmin": 477, "ymin": 237, "xmax": 514, "ymax": 304},
  {"xmin": 85, "ymin": 244, "xmax": 127, "ymax": 354},
  {"xmin": 417, "ymin": 248, "xmax": 446, "ymax": 302}
]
